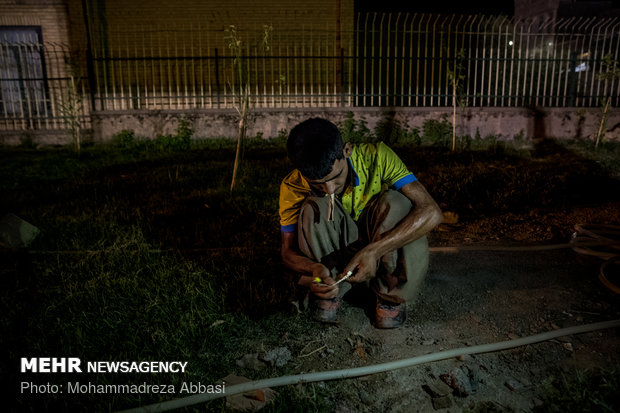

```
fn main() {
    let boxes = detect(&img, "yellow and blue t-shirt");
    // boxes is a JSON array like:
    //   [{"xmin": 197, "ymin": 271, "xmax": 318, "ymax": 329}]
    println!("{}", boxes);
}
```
[{"xmin": 279, "ymin": 142, "xmax": 417, "ymax": 232}]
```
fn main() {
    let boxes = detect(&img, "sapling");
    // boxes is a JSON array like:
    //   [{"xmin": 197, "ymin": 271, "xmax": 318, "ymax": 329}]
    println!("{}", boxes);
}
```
[
  {"xmin": 595, "ymin": 54, "xmax": 620, "ymax": 149},
  {"xmin": 226, "ymin": 25, "xmax": 273, "ymax": 192}
]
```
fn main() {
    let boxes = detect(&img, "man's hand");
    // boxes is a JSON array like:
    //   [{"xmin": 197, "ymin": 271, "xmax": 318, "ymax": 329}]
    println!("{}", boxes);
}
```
[
  {"xmin": 343, "ymin": 247, "xmax": 379, "ymax": 283},
  {"xmin": 298, "ymin": 263, "xmax": 339, "ymax": 299}
]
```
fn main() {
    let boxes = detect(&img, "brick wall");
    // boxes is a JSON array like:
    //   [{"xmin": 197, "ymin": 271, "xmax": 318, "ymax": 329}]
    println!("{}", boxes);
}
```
[
  {"xmin": 0, "ymin": 0, "xmax": 71, "ymax": 44},
  {"xmin": 82, "ymin": 0, "xmax": 354, "ymax": 52}
]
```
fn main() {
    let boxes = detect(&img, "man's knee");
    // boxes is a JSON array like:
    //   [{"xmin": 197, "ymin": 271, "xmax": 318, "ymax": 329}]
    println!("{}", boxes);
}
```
[{"xmin": 373, "ymin": 189, "xmax": 413, "ymax": 232}]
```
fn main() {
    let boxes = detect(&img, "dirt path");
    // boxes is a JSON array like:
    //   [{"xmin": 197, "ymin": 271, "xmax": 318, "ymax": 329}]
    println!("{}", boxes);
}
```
[{"xmin": 283, "ymin": 246, "xmax": 620, "ymax": 412}]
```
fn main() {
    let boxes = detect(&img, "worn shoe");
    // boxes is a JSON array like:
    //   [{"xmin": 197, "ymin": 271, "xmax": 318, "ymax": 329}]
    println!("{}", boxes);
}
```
[
  {"xmin": 310, "ymin": 296, "xmax": 341, "ymax": 324},
  {"xmin": 374, "ymin": 298, "xmax": 406, "ymax": 329}
]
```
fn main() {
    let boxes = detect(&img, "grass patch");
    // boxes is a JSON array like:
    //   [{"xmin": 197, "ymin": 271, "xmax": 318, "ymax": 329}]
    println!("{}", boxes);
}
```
[{"xmin": 535, "ymin": 368, "xmax": 620, "ymax": 412}]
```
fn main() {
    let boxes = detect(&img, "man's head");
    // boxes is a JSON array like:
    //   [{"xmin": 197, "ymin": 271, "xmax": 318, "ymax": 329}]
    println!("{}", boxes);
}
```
[
  {"xmin": 287, "ymin": 118, "xmax": 352, "ymax": 196},
  {"xmin": 287, "ymin": 118, "xmax": 344, "ymax": 180}
]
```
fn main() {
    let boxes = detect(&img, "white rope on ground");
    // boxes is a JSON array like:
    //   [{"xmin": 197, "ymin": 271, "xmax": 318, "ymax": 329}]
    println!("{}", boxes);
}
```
[{"xmin": 118, "ymin": 319, "xmax": 620, "ymax": 413}]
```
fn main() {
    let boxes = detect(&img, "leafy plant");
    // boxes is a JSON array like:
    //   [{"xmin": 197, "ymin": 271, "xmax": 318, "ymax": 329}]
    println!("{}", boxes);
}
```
[
  {"xmin": 340, "ymin": 111, "xmax": 372, "ymax": 143},
  {"xmin": 154, "ymin": 119, "xmax": 193, "ymax": 151},
  {"xmin": 595, "ymin": 54, "xmax": 620, "ymax": 149},
  {"xmin": 421, "ymin": 117, "xmax": 452, "ymax": 148},
  {"xmin": 111, "ymin": 129, "xmax": 137, "ymax": 149},
  {"xmin": 59, "ymin": 52, "xmax": 86, "ymax": 154}
]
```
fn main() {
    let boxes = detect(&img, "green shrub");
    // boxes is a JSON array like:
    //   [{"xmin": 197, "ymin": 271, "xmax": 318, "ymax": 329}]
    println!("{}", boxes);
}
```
[
  {"xmin": 421, "ymin": 117, "xmax": 452, "ymax": 148},
  {"xmin": 111, "ymin": 129, "xmax": 137, "ymax": 149},
  {"xmin": 341, "ymin": 111, "xmax": 372, "ymax": 143},
  {"xmin": 154, "ymin": 119, "xmax": 193, "ymax": 151}
]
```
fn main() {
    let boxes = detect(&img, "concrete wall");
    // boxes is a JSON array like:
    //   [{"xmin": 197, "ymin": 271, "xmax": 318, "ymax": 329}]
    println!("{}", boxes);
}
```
[
  {"xmin": 89, "ymin": 107, "xmax": 619, "ymax": 142},
  {"xmin": 2, "ymin": 107, "xmax": 618, "ymax": 146}
]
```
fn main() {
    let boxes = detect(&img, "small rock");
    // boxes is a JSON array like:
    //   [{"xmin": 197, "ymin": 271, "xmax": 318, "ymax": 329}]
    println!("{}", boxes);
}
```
[
  {"xmin": 260, "ymin": 347, "xmax": 291, "ymax": 367},
  {"xmin": 505, "ymin": 379, "xmax": 524, "ymax": 392},
  {"xmin": 562, "ymin": 342, "xmax": 574, "ymax": 352},
  {"xmin": 236, "ymin": 353, "xmax": 266, "ymax": 370},
  {"xmin": 432, "ymin": 395, "xmax": 453, "ymax": 410},
  {"xmin": 358, "ymin": 389, "xmax": 372, "ymax": 404},
  {"xmin": 440, "ymin": 367, "xmax": 473, "ymax": 397},
  {"xmin": 423, "ymin": 379, "xmax": 453, "ymax": 397},
  {"xmin": 422, "ymin": 338, "xmax": 435, "ymax": 346},
  {"xmin": 507, "ymin": 333, "xmax": 519, "ymax": 340}
]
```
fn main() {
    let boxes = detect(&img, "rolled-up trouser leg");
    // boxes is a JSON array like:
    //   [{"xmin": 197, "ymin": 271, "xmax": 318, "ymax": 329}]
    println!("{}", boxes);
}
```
[
  {"xmin": 297, "ymin": 195, "xmax": 359, "ymax": 279},
  {"xmin": 360, "ymin": 190, "xmax": 429, "ymax": 304}
]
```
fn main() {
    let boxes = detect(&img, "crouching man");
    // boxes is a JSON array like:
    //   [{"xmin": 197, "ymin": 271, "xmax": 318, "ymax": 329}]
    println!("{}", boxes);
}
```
[{"xmin": 279, "ymin": 118, "xmax": 443, "ymax": 328}]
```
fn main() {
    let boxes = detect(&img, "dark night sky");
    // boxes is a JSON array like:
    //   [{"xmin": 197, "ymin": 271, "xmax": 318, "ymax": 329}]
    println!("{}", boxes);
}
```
[{"xmin": 355, "ymin": 0, "xmax": 514, "ymax": 15}]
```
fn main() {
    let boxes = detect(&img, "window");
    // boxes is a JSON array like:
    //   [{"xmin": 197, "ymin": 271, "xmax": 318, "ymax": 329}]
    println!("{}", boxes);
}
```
[{"xmin": 0, "ymin": 27, "xmax": 49, "ymax": 120}]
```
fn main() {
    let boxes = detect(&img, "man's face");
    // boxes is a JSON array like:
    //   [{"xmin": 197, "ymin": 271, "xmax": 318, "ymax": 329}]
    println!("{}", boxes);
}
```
[{"xmin": 305, "ymin": 156, "xmax": 349, "ymax": 196}]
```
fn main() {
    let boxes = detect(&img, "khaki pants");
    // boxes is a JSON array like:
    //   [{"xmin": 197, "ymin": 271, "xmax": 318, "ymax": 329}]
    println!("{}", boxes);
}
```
[{"xmin": 297, "ymin": 189, "xmax": 428, "ymax": 304}]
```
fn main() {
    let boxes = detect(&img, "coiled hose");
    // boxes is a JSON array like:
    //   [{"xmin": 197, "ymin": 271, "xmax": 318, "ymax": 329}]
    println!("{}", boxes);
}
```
[{"xmin": 570, "ymin": 224, "xmax": 620, "ymax": 294}]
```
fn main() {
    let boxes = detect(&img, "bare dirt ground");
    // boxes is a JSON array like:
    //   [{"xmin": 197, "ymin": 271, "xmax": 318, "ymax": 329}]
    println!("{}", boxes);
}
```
[{"xmin": 264, "ymin": 204, "xmax": 620, "ymax": 412}]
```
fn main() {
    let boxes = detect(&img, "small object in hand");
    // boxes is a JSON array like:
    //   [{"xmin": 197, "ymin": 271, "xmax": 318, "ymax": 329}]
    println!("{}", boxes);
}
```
[
  {"xmin": 313, "ymin": 276, "xmax": 328, "ymax": 287},
  {"xmin": 332, "ymin": 270, "xmax": 354, "ymax": 286}
]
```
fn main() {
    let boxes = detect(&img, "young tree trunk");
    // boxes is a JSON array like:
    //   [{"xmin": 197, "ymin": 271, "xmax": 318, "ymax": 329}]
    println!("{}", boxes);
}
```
[
  {"xmin": 452, "ymin": 81, "xmax": 456, "ymax": 151},
  {"xmin": 595, "ymin": 98, "xmax": 611, "ymax": 150},
  {"xmin": 230, "ymin": 86, "xmax": 249, "ymax": 192}
]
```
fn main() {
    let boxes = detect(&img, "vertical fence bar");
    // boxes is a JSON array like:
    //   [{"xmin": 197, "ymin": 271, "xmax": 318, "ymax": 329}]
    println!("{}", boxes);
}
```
[
  {"xmin": 15, "ymin": 40, "xmax": 29, "ymax": 128},
  {"xmin": 0, "ymin": 42, "xmax": 11, "ymax": 127},
  {"xmin": 422, "ymin": 15, "xmax": 429, "ymax": 106},
  {"xmin": 385, "ymin": 13, "xmax": 392, "ymax": 107},
  {"xmin": 22, "ymin": 37, "xmax": 36, "ymax": 128},
  {"xmin": 588, "ymin": 19, "xmax": 603, "ymax": 107},
  {"xmin": 370, "ymin": 13, "xmax": 377, "ymax": 106},
  {"xmin": 534, "ymin": 23, "xmax": 543, "ymax": 106},
  {"xmin": 408, "ymin": 13, "xmax": 415, "ymax": 107},
  {"xmin": 46, "ymin": 43, "xmax": 56, "ymax": 128},
  {"xmin": 285, "ymin": 33, "xmax": 291, "ymax": 108},
  {"xmin": 399, "ymin": 13, "xmax": 406, "ymax": 106},
  {"xmin": 574, "ymin": 18, "xmax": 590, "ymax": 107},
  {"xmin": 27, "ymin": 37, "xmax": 39, "ymax": 128},
  {"xmin": 612, "ymin": 21, "xmax": 620, "ymax": 106},
  {"xmin": 500, "ymin": 18, "xmax": 509, "ymax": 107},
  {"xmin": 40, "ymin": 42, "xmax": 51, "ymax": 129},
  {"xmin": 363, "ymin": 13, "xmax": 370, "ymax": 107},
  {"xmin": 548, "ymin": 23, "xmax": 558, "ymax": 107},
  {"xmin": 378, "ymin": 14, "xmax": 385, "ymax": 106},
  {"xmin": 542, "ymin": 26, "xmax": 552, "ymax": 107},
  {"xmin": 558, "ymin": 18, "xmax": 571, "ymax": 107}
]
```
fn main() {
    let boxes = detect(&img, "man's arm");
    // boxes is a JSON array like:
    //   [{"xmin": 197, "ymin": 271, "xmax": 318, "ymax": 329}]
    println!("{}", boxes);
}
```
[
  {"xmin": 344, "ymin": 180, "xmax": 443, "ymax": 283},
  {"xmin": 281, "ymin": 231, "xmax": 339, "ymax": 299}
]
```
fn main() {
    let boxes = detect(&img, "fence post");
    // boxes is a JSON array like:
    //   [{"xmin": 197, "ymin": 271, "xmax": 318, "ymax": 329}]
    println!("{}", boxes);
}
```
[
  {"xmin": 214, "ymin": 47, "xmax": 220, "ymax": 109},
  {"xmin": 340, "ymin": 47, "xmax": 345, "ymax": 106}
]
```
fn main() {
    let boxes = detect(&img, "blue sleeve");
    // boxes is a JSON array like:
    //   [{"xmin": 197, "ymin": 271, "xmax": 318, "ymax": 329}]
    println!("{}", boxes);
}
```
[{"xmin": 392, "ymin": 173, "xmax": 417, "ymax": 190}]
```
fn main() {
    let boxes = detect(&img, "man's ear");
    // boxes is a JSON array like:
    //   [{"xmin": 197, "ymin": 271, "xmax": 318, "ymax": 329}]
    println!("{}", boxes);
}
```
[{"xmin": 343, "ymin": 142, "xmax": 353, "ymax": 158}]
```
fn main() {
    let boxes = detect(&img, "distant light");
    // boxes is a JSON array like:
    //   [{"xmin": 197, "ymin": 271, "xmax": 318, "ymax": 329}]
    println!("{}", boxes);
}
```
[
  {"xmin": 508, "ymin": 40, "xmax": 514, "ymax": 46},
  {"xmin": 575, "ymin": 62, "xmax": 587, "ymax": 72},
  {"xmin": 548, "ymin": 42, "xmax": 553, "ymax": 46}
]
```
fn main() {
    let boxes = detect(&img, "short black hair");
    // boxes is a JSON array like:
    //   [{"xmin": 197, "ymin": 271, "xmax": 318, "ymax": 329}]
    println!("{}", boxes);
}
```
[{"xmin": 287, "ymin": 118, "xmax": 344, "ymax": 180}]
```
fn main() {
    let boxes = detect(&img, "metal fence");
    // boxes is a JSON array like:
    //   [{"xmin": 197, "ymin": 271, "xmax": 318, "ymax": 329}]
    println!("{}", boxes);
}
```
[{"xmin": 1, "ymin": 13, "xmax": 619, "ymax": 130}]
